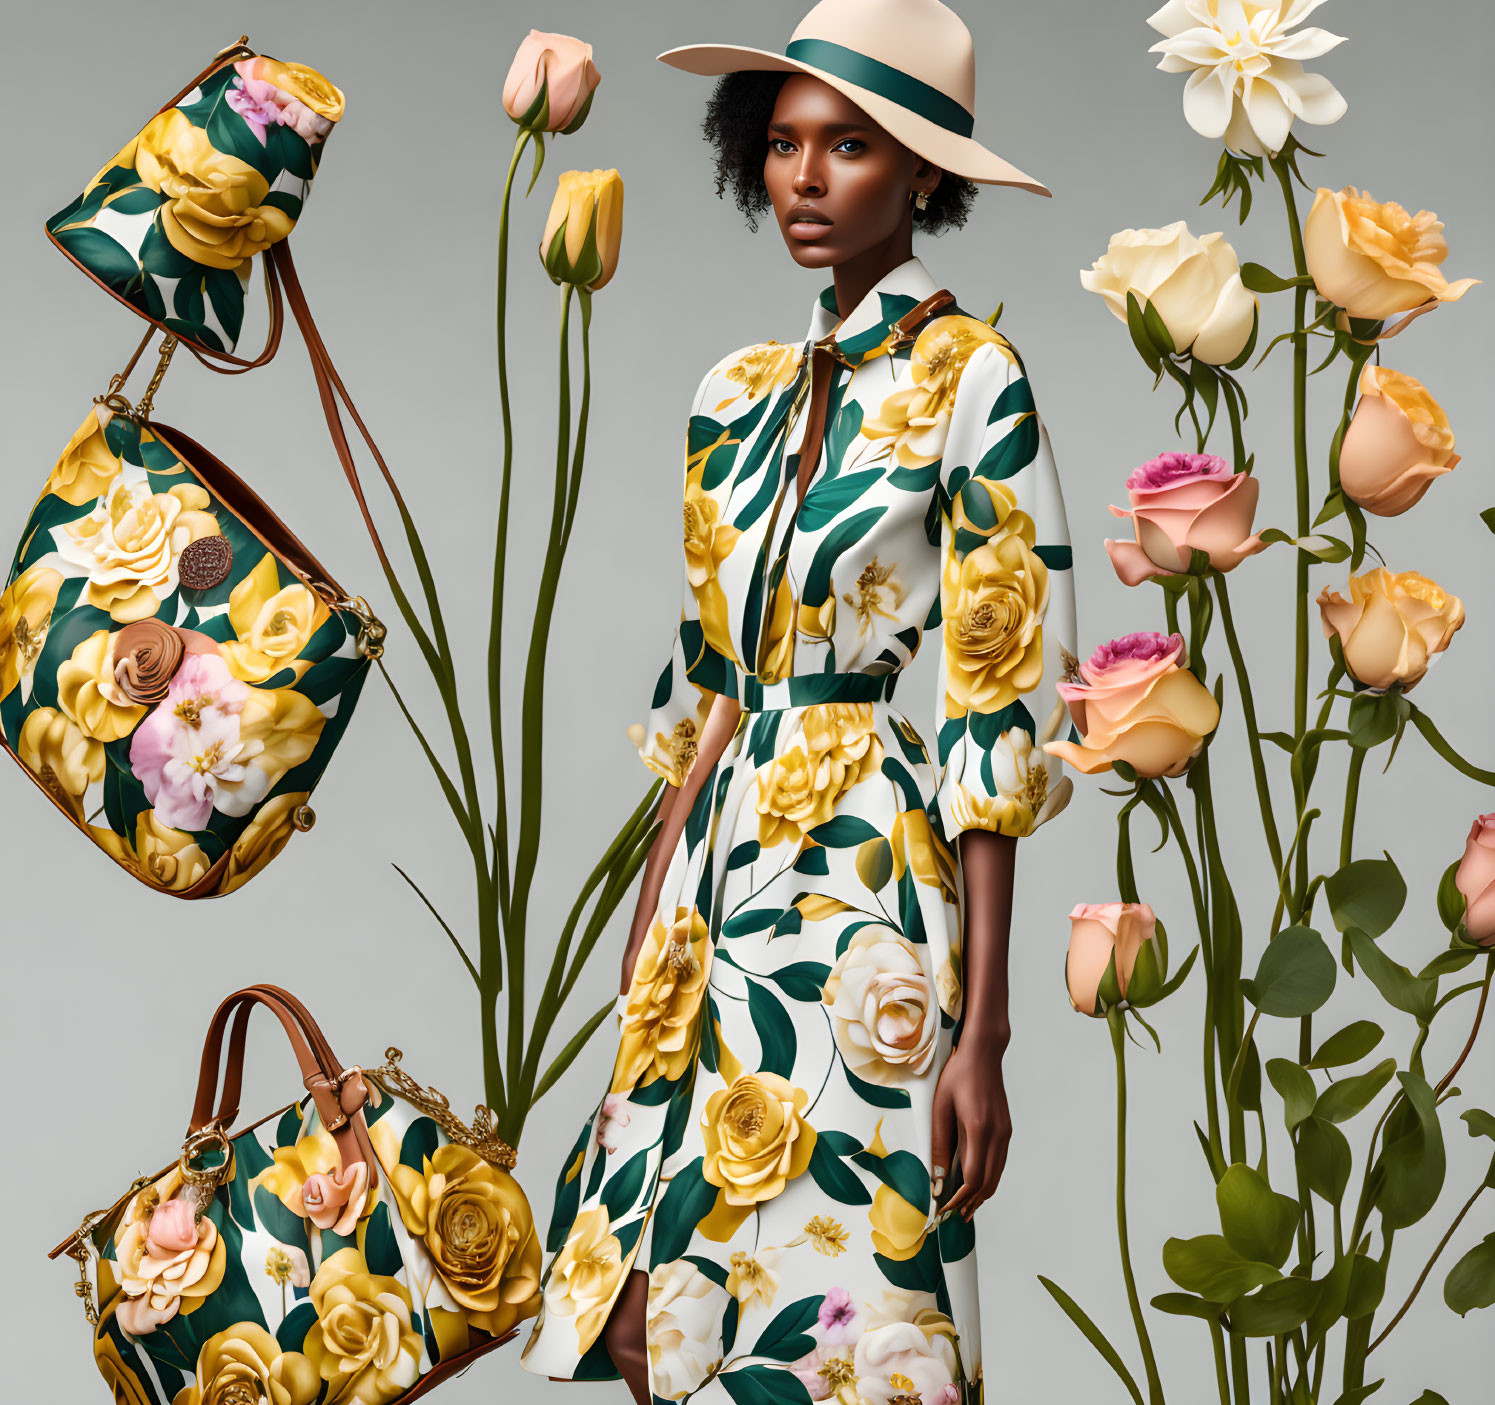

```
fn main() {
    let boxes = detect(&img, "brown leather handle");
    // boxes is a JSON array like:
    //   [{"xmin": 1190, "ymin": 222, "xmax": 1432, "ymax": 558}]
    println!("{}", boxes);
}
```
[
  {"xmin": 191, "ymin": 987, "xmax": 377, "ymax": 1190},
  {"xmin": 183, "ymin": 251, "xmax": 287, "ymax": 375}
]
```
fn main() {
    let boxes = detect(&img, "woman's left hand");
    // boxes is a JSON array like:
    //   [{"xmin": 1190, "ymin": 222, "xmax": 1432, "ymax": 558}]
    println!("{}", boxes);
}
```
[{"xmin": 930, "ymin": 1037, "xmax": 1012, "ymax": 1221}]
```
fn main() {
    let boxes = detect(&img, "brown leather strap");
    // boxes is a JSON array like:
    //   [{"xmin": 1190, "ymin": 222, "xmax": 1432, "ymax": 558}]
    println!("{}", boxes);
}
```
[
  {"xmin": 158, "ymin": 43, "xmax": 256, "ymax": 117},
  {"xmin": 269, "ymin": 240, "xmax": 401, "ymax": 576},
  {"xmin": 190, "ymin": 987, "xmax": 376, "ymax": 1190},
  {"xmin": 183, "ymin": 252, "xmax": 287, "ymax": 375},
  {"xmin": 794, "ymin": 287, "xmax": 955, "ymax": 508}
]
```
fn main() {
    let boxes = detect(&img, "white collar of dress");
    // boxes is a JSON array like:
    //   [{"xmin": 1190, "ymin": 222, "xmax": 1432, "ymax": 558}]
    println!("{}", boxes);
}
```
[{"xmin": 804, "ymin": 254, "xmax": 943, "ymax": 366}]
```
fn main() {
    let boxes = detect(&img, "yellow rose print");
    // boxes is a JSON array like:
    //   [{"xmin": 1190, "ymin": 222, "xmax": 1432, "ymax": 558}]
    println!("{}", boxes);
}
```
[{"xmin": 612, "ymin": 905, "xmax": 712, "ymax": 1093}]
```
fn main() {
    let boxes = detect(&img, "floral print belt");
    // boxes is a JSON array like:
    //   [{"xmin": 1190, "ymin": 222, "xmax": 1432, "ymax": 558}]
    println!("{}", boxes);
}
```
[{"xmin": 733, "ymin": 670, "xmax": 900, "ymax": 713}]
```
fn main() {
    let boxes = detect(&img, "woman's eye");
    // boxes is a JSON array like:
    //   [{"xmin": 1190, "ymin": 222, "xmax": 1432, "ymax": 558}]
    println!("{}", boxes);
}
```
[
  {"xmin": 769, "ymin": 138, "xmax": 795, "ymax": 155},
  {"xmin": 835, "ymin": 138, "xmax": 865, "ymax": 154}
]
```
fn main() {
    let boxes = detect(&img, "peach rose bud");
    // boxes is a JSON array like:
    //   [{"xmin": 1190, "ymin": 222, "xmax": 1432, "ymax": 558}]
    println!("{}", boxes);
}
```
[
  {"xmin": 1339, "ymin": 365, "xmax": 1459, "ymax": 517},
  {"xmin": 145, "ymin": 1199, "xmax": 198, "ymax": 1256},
  {"xmin": 503, "ymin": 30, "xmax": 601, "ymax": 133},
  {"xmin": 1066, "ymin": 902, "xmax": 1157, "ymax": 1016},
  {"xmin": 1104, "ymin": 452, "xmax": 1267, "ymax": 586},
  {"xmin": 1455, "ymin": 814, "xmax": 1495, "ymax": 946},
  {"xmin": 1317, "ymin": 567, "xmax": 1465, "ymax": 692}
]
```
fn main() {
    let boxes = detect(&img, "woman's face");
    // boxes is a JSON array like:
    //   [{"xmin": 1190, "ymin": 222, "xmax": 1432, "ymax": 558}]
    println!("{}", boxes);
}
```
[{"xmin": 763, "ymin": 73, "xmax": 940, "ymax": 270}]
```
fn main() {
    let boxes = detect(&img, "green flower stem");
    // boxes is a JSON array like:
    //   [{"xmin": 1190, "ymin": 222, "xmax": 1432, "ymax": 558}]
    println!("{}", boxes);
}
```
[
  {"xmin": 1208, "ymin": 1321, "xmax": 1231, "ymax": 1405},
  {"xmin": 1108, "ymin": 1008, "xmax": 1166, "ymax": 1405},
  {"xmin": 498, "ymin": 282, "xmax": 578, "ymax": 1143},
  {"xmin": 1367, "ymin": 1177, "xmax": 1486, "ymax": 1354},
  {"xmin": 1435, "ymin": 952, "xmax": 1494, "ymax": 1097},
  {"xmin": 1340, "ymin": 746, "xmax": 1365, "ymax": 868},
  {"xmin": 1213, "ymin": 574, "xmax": 1284, "ymax": 880},
  {"xmin": 485, "ymin": 126, "xmax": 533, "ymax": 931}
]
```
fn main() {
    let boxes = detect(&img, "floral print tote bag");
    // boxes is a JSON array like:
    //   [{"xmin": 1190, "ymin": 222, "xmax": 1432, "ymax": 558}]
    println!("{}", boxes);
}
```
[
  {"xmin": 0, "ymin": 370, "xmax": 383, "ymax": 898},
  {"xmin": 45, "ymin": 38, "xmax": 343, "ymax": 364},
  {"xmin": 51, "ymin": 985, "xmax": 542, "ymax": 1405}
]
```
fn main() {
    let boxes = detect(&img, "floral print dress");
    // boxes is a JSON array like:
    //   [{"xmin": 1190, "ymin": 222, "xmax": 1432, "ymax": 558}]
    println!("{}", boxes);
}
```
[{"xmin": 520, "ymin": 254, "xmax": 1080, "ymax": 1405}]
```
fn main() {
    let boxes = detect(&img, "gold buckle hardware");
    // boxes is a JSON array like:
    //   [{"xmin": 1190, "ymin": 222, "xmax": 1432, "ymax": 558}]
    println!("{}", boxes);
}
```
[
  {"xmin": 94, "ymin": 334, "xmax": 179, "ymax": 424},
  {"xmin": 178, "ymin": 1122, "xmax": 234, "ymax": 1221},
  {"xmin": 338, "ymin": 595, "xmax": 387, "ymax": 660}
]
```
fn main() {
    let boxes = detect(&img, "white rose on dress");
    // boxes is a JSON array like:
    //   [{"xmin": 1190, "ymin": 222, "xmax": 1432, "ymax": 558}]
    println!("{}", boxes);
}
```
[
  {"xmin": 854, "ymin": 1319, "xmax": 959, "ymax": 1405},
  {"xmin": 822, "ymin": 926, "xmax": 938, "ymax": 1085},
  {"xmin": 1080, "ymin": 221, "xmax": 1258, "ymax": 366},
  {"xmin": 647, "ymin": 1259, "xmax": 728, "ymax": 1399}
]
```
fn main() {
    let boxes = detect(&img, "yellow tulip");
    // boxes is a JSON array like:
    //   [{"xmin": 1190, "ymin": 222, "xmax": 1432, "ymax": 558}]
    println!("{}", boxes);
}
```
[{"xmin": 540, "ymin": 169, "xmax": 623, "ymax": 290}]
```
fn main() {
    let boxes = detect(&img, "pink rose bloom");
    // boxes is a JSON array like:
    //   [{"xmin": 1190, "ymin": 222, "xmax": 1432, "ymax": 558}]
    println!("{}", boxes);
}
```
[
  {"xmin": 1044, "ymin": 632, "xmax": 1220, "ymax": 778},
  {"xmin": 503, "ymin": 30, "xmax": 601, "ymax": 131},
  {"xmin": 596, "ymin": 1093, "xmax": 631, "ymax": 1153},
  {"xmin": 931, "ymin": 1388, "xmax": 961, "ymax": 1405},
  {"xmin": 225, "ymin": 79, "xmax": 282, "ymax": 144},
  {"xmin": 1455, "ymin": 813, "xmax": 1495, "ymax": 945},
  {"xmin": 146, "ymin": 1199, "xmax": 198, "ymax": 1256},
  {"xmin": 1104, "ymin": 452, "xmax": 1267, "ymax": 586},
  {"xmin": 289, "ymin": 1161, "xmax": 368, "ymax": 1237},
  {"xmin": 129, "ymin": 652, "xmax": 253, "ymax": 830},
  {"xmin": 818, "ymin": 1286, "xmax": 857, "ymax": 1344},
  {"xmin": 231, "ymin": 61, "xmax": 334, "ymax": 144},
  {"xmin": 1066, "ymin": 902, "xmax": 1158, "ymax": 1016}
]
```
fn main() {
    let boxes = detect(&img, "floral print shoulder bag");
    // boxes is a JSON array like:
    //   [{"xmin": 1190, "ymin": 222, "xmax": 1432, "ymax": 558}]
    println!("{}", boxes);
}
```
[
  {"xmin": 50, "ymin": 983, "xmax": 542, "ymax": 1405},
  {"xmin": 2, "ymin": 38, "xmax": 419, "ymax": 897}
]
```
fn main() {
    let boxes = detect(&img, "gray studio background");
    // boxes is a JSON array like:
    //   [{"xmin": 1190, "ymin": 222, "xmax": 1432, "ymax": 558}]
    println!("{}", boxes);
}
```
[{"xmin": 2, "ymin": 1, "xmax": 1490, "ymax": 1400}]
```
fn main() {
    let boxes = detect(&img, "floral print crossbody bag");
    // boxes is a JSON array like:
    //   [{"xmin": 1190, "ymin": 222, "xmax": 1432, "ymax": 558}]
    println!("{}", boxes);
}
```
[
  {"xmin": 2, "ymin": 38, "xmax": 417, "ymax": 896},
  {"xmin": 50, "ymin": 984, "xmax": 542, "ymax": 1405}
]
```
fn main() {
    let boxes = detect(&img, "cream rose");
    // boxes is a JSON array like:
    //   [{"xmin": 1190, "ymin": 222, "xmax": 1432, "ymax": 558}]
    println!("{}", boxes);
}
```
[
  {"xmin": 612, "ymin": 905, "xmax": 712, "ymax": 1092},
  {"xmin": 822, "ymin": 926, "xmax": 938, "ymax": 1084},
  {"xmin": 303, "ymin": 1248, "xmax": 423, "ymax": 1405},
  {"xmin": 174, "ymin": 1322, "xmax": 318, "ymax": 1405},
  {"xmin": 389, "ymin": 1144, "xmax": 542, "ymax": 1338},
  {"xmin": 854, "ymin": 1318, "xmax": 960, "ymax": 1405},
  {"xmin": 1339, "ymin": 365, "xmax": 1459, "ymax": 517},
  {"xmin": 1304, "ymin": 187, "xmax": 1480, "ymax": 321},
  {"xmin": 543, "ymin": 1207, "xmax": 626, "ymax": 1355},
  {"xmin": 1317, "ymin": 567, "xmax": 1464, "ymax": 692},
  {"xmin": 647, "ymin": 1259, "xmax": 728, "ymax": 1399},
  {"xmin": 55, "ymin": 477, "xmax": 219, "ymax": 622},
  {"xmin": 1081, "ymin": 222, "xmax": 1258, "ymax": 365},
  {"xmin": 1454, "ymin": 814, "xmax": 1495, "ymax": 947}
]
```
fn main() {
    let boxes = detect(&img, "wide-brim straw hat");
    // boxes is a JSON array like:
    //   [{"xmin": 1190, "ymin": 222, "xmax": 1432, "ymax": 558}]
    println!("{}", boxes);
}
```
[{"xmin": 657, "ymin": 0, "xmax": 1050, "ymax": 197}]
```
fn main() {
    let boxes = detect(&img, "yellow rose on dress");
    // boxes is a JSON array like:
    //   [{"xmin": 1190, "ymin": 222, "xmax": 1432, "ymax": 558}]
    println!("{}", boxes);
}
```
[
  {"xmin": 944, "ymin": 728, "xmax": 1058, "ymax": 838},
  {"xmin": 303, "ymin": 1248, "xmax": 423, "ymax": 1405},
  {"xmin": 0, "ymin": 563, "xmax": 63, "ymax": 701},
  {"xmin": 175, "ymin": 1323, "xmax": 319, "ymax": 1405},
  {"xmin": 134, "ymin": 109, "xmax": 295, "ymax": 269},
  {"xmin": 18, "ymin": 707, "xmax": 103, "ymax": 820},
  {"xmin": 1304, "ymin": 186, "xmax": 1480, "ymax": 321},
  {"xmin": 940, "ymin": 500, "xmax": 1049, "ymax": 717},
  {"xmin": 57, "ymin": 478, "xmax": 220, "ymax": 621},
  {"xmin": 44, "ymin": 406, "xmax": 123, "ymax": 506},
  {"xmin": 889, "ymin": 806, "xmax": 957, "ymax": 898},
  {"xmin": 1339, "ymin": 365, "xmax": 1459, "ymax": 517},
  {"xmin": 612, "ymin": 905, "xmax": 712, "ymax": 1093},
  {"xmin": 56, "ymin": 630, "xmax": 147, "ymax": 741},
  {"xmin": 861, "ymin": 316, "xmax": 1015, "ymax": 467},
  {"xmin": 219, "ymin": 554, "xmax": 330, "ymax": 684},
  {"xmin": 701, "ymin": 1072, "xmax": 816, "ymax": 1208},
  {"xmin": 218, "ymin": 792, "xmax": 312, "ymax": 895},
  {"xmin": 1317, "ymin": 567, "xmax": 1464, "ymax": 692},
  {"xmin": 542, "ymin": 1207, "xmax": 626, "ymax": 1355},
  {"xmin": 684, "ymin": 478, "xmax": 742, "ymax": 667},
  {"xmin": 868, "ymin": 1182, "xmax": 930, "ymax": 1261},
  {"xmin": 388, "ymin": 1144, "xmax": 542, "ymax": 1338},
  {"xmin": 91, "ymin": 810, "xmax": 212, "ymax": 891}
]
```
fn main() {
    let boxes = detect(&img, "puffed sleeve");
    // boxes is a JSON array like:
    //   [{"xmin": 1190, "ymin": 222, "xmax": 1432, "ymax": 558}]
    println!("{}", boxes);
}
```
[
  {"xmin": 626, "ymin": 356, "xmax": 740, "ymax": 787},
  {"xmin": 930, "ymin": 334, "xmax": 1080, "ymax": 840}
]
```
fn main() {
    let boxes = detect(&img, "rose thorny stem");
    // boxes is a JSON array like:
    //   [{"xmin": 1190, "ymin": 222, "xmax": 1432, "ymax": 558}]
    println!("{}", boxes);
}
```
[
  {"xmin": 1108, "ymin": 1007, "xmax": 1167, "ymax": 1405},
  {"xmin": 486, "ymin": 128, "xmax": 531, "ymax": 939}
]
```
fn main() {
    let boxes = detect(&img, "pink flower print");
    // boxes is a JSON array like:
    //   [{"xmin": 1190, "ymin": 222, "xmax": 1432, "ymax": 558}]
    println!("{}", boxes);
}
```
[
  {"xmin": 145, "ymin": 1199, "xmax": 198, "ymax": 1256},
  {"xmin": 930, "ymin": 1387, "xmax": 960, "ymax": 1405},
  {"xmin": 129, "ymin": 652, "xmax": 250, "ymax": 830},
  {"xmin": 596, "ymin": 1093, "xmax": 631, "ymax": 1153},
  {"xmin": 231, "ymin": 61, "xmax": 334, "ymax": 145},
  {"xmin": 225, "ymin": 78, "xmax": 282, "ymax": 145},
  {"xmin": 818, "ymin": 1286, "xmax": 857, "ymax": 1344},
  {"xmin": 790, "ymin": 1348, "xmax": 834, "ymax": 1401},
  {"xmin": 288, "ymin": 1160, "xmax": 369, "ymax": 1237}
]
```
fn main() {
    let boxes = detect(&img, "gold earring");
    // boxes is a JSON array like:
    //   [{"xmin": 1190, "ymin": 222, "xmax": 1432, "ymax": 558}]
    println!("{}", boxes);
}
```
[{"xmin": 913, "ymin": 189, "xmax": 929, "ymax": 211}]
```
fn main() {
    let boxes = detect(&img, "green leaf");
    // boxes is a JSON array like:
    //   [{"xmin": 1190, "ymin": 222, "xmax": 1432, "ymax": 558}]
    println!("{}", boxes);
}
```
[
  {"xmin": 1327, "ymin": 1386, "xmax": 1384, "ymax": 1405},
  {"xmin": 1297, "ymin": 1116, "xmax": 1353, "ymax": 1203},
  {"xmin": 1242, "ymin": 926, "xmax": 1337, "ymax": 1016},
  {"xmin": 751, "ymin": 1294, "xmax": 822, "ymax": 1362},
  {"xmin": 1163, "ymin": 1233, "xmax": 1282, "ymax": 1301},
  {"xmin": 1267, "ymin": 1059, "xmax": 1317, "ymax": 1130},
  {"xmin": 1443, "ymin": 1232, "xmax": 1495, "ymax": 1316},
  {"xmin": 1124, "ymin": 291, "xmax": 1162, "ymax": 375},
  {"xmin": 1375, "ymin": 1071, "xmax": 1446, "ymax": 1229},
  {"xmin": 1315, "ymin": 1058, "xmax": 1397, "ymax": 1124},
  {"xmin": 1480, "ymin": 507, "xmax": 1495, "ymax": 534},
  {"xmin": 1345, "ymin": 1253, "xmax": 1386, "ymax": 1319},
  {"xmin": 1150, "ymin": 1291, "xmax": 1221, "ymax": 1320},
  {"xmin": 720, "ymin": 1365, "xmax": 813, "ymax": 1405},
  {"xmin": 1216, "ymin": 1163, "xmax": 1299, "ymax": 1268},
  {"xmin": 1036, "ymin": 1276, "xmax": 1145, "ymax": 1405},
  {"xmin": 1435, "ymin": 860, "xmax": 1467, "ymax": 932},
  {"xmin": 1141, "ymin": 296, "xmax": 1178, "ymax": 358},
  {"xmin": 1462, "ymin": 1108, "xmax": 1495, "ymax": 1143},
  {"xmin": 1326, "ymin": 855, "xmax": 1407, "ymax": 938},
  {"xmin": 1240, "ymin": 261, "xmax": 1315, "ymax": 292},
  {"xmin": 1308, "ymin": 1021, "xmax": 1384, "ymax": 1069},
  {"xmin": 1347, "ymin": 691, "xmax": 1407, "ymax": 750},
  {"xmin": 806, "ymin": 814, "xmax": 882, "ymax": 848},
  {"xmin": 650, "ymin": 1159, "xmax": 717, "ymax": 1265},
  {"xmin": 1418, "ymin": 946, "xmax": 1477, "ymax": 980},
  {"xmin": 1226, "ymin": 1275, "xmax": 1321, "ymax": 1335},
  {"xmin": 1348, "ymin": 930, "xmax": 1436, "ymax": 1023}
]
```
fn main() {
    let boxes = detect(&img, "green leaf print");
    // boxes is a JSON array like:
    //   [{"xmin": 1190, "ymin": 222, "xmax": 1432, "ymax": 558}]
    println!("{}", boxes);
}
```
[
  {"xmin": 362, "ymin": 1202, "xmax": 404, "ymax": 1277},
  {"xmin": 748, "ymin": 980, "xmax": 798, "ymax": 1077},
  {"xmin": 53, "ymin": 225, "xmax": 140, "ymax": 294},
  {"xmin": 844, "ymin": 1066, "xmax": 912, "ymax": 1109},
  {"xmin": 650, "ymin": 1158, "xmax": 717, "ymax": 1266},
  {"xmin": 401, "ymin": 1116, "xmax": 441, "ymax": 1172},
  {"xmin": 720, "ymin": 1365, "xmax": 814, "ymax": 1405},
  {"xmin": 751, "ymin": 1294, "xmax": 823, "ymax": 1361},
  {"xmin": 602, "ymin": 1148, "xmax": 650, "ymax": 1219},
  {"xmin": 973, "ymin": 411, "xmax": 1039, "ymax": 481},
  {"xmin": 767, "ymin": 961, "xmax": 833, "ymax": 1002},
  {"xmin": 798, "ymin": 466, "xmax": 885, "ymax": 532},
  {"xmin": 807, "ymin": 1137, "xmax": 873, "ymax": 1206},
  {"xmin": 277, "ymin": 1301, "xmax": 318, "ymax": 1354},
  {"xmin": 802, "ymin": 505, "xmax": 886, "ymax": 607},
  {"xmin": 807, "ymin": 814, "xmax": 883, "ymax": 848}
]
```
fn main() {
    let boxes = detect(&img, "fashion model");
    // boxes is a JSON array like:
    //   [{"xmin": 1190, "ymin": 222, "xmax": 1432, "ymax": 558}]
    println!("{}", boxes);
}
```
[{"xmin": 521, "ymin": 4, "xmax": 1079, "ymax": 1401}]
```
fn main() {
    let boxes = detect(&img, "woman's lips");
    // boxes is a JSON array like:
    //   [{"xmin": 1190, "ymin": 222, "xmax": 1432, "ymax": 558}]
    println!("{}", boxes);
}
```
[{"xmin": 788, "ymin": 213, "xmax": 833, "ymax": 240}]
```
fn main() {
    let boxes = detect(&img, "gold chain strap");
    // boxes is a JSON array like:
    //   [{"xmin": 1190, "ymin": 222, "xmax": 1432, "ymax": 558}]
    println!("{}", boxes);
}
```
[
  {"xmin": 64, "ymin": 1173, "xmax": 153, "ymax": 1326},
  {"xmin": 365, "ymin": 1047, "xmax": 517, "ymax": 1169}
]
